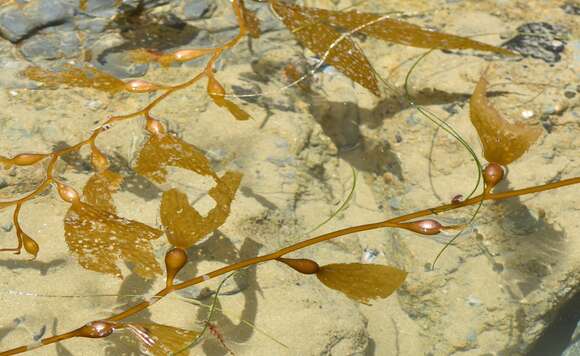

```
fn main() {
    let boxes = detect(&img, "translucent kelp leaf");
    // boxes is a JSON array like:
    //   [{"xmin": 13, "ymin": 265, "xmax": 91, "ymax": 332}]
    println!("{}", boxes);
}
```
[
  {"xmin": 283, "ymin": 63, "xmax": 312, "ymax": 92},
  {"xmin": 316, "ymin": 263, "xmax": 407, "ymax": 303},
  {"xmin": 207, "ymin": 76, "xmax": 251, "ymax": 121},
  {"xmin": 125, "ymin": 323, "xmax": 199, "ymax": 356},
  {"xmin": 23, "ymin": 65, "xmax": 126, "ymax": 93},
  {"xmin": 242, "ymin": 6, "xmax": 261, "ymax": 38},
  {"xmin": 280, "ymin": 3, "xmax": 514, "ymax": 56},
  {"xmin": 470, "ymin": 74, "xmax": 542, "ymax": 165},
  {"xmin": 271, "ymin": 1, "xmax": 380, "ymax": 96},
  {"xmin": 83, "ymin": 170, "xmax": 123, "ymax": 213},
  {"xmin": 134, "ymin": 133, "xmax": 217, "ymax": 184},
  {"xmin": 161, "ymin": 171, "xmax": 242, "ymax": 248},
  {"xmin": 64, "ymin": 202, "xmax": 163, "ymax": 279}
]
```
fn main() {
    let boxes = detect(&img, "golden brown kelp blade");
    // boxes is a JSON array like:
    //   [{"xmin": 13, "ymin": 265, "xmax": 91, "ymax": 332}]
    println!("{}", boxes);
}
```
[
  {"xmin": 470, "ymin": 73, "xmax": 542, "ymax": 165},
  {"xmin": 82, "ymin": 170, "xmax": 123, "ymax": 213},
  {"xmin": 316, "ymin": 263, "xmax": 407, "ymax": 304},
  {"xmin": 277, "ymin": 3, "xmax": 514, "ymax": 56},
  {"xmin": 160, "ymin": 171, "xmax": 242, "ymax": 248},
  {"xmin": 270, "ymin": 0, "xmax": 381, "ymax": 96},
  {"xmin": 64, "ymin": 202, "xmax": 163, "ymax": 279},
  {"xmin": 240, "ymin": 0, "xmax": 261, "ymax": 38},
  {"xmin": 134, "ymin": 133, "xmax": 218, "ymax": 184},
  {"xmin": 207, "ymin": 76, "xmax": 251, "ymax": 121},
  {"xmin": 23, "ymin": 64, "xmax": 126, "ymax": 93},
  {"xmin": 124, "ymin": 323, "xmax": 200, "ymax": 356}
]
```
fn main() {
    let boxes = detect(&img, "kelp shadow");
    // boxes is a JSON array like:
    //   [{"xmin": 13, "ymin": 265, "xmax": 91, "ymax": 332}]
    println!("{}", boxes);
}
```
[
  {"xmin": 0, "ymin": 258, "xmax": 66, "ymax": 276},
  {"xmin": 488, "ymin": 178, "xmax": 566, "ymax": 298},
  {"xmin": 198, "ymin": 237, "xmax": 262, "ymax": 356},
  {"xmin": 302, "ymin": 87, "xmax": 511, "ymax": 180},
  {"xmin": 103, "ymin": 232, "xmax": 262, "ymax": 354}
]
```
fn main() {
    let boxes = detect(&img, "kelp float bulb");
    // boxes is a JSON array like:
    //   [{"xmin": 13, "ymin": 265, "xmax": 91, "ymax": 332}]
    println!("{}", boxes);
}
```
[
  {"xmin": 91, "ymin": 148, "xmax": 109, "ymax": 172},
  {"xmin": 277, "ymin": 257, "xmax": 320, "ymax": 275},
  {"xmin": 125, "ymin": 79, "xmax": 159, "ymax": 93},
  {"xmin": 399, "ymin": 219, "xmax": 442, "ymax": 236},
  {"xmin": 483, "ymin": 162, "xmax": 504, "ymax": 191},
  {"xmin": 165, "ymin": 247, "xmax": 188, "ymax": 287},
  {"xmin": 20, "ymin": 231, "xmax": 39, "ymax": 259},
  {"xmin": 77, "ymin": 320, "xmax": 116, "ymax": 338},
  {"xmin": 56, "ymin": 182, "xmax": 80, "ymax": 205},
  {"xmin": 173, "ymin": 49, "xmax": 212, "ymax": 62},
  {"xmin": 12, "ymin": 153, "xmax": 47, "ymax": 166},
  {"xmin": 146, "ymin": 118, "xmax": 165, "ymax": 135}
]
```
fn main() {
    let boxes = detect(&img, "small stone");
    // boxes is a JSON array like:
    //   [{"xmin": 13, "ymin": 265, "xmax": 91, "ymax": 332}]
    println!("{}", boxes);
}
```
[
  {"xmin": 467, "ymin": 295, "xmax": 482, "ymax": 306},
  {"xmin": 395, "ymin": 132, "xmax": 403, "ymax": 143},
  {"xmin": 361, "ymin": 248, "xmax": 379, "ymax": 263},
  {"xmin": 1, "ymin": 221, "xmax": 13, "ymax": 232},
  {"xmin": 388, "ymin": 197, "xmax": 401, "ymax": 210},
  {"xmin": 86, "ymin": 100, "xmax": 104, "ymax": 111}
]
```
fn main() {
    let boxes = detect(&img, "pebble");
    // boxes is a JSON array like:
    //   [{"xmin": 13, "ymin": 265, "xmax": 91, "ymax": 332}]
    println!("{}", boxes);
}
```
[
  {"xmin": 1, "ymin": 221, "xmax": 13, "ymax": 232},
  {"xmin": 86, "ymin": 100, "xmax": 104, "ymax": 111},
  {"xmin": 361, "ymin": 248, "xmax": 379, "ymax": 263},
  {"xmin": 388, "ymin": 197, "xmax": 401, "ymax": 210},
  {"xmin": 467, "ymin": 295, "xmax": 482, "ymax": 306}
]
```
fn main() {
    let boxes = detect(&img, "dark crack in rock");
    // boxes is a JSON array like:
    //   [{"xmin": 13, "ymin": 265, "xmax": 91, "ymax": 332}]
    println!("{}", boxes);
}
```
[{"xmin": 502, "ymin": 22, "xmax": 569, "ymax": 63}]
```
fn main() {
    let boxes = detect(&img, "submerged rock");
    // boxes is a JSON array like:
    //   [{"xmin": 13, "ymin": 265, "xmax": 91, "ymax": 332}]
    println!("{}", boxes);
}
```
[
  {"xmin": 0, "ymin": 0, "xmax": 74, "ymax": 42},
  {"xmin": 502, "ymin": 22, "xmax": 569, "ymax": 63}
]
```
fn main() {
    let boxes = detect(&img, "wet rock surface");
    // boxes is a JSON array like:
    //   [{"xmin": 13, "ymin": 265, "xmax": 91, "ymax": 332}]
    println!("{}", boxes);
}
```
[{"xmin": 0, "ymin": 0, "xmax": 74, "ymax": 42}]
